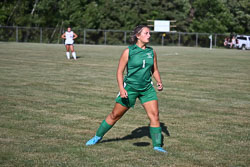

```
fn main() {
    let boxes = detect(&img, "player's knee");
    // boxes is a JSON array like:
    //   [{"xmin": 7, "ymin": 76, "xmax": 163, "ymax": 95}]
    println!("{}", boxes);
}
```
[
  {"xmin": 110, "ymin": 112, "xmax": 121, "ymax": 121},
  {"xmin": 149, "ymin": 112, "xmax": 159, "ymax": 122},
  {"xmin": 149, "ymin": 116, "xmax": 160, "ymax": 127}
]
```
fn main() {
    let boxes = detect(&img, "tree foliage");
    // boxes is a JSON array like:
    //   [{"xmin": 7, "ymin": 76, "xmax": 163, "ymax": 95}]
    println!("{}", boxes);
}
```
[
  {"xmin": 189, "ymin": 0, "xmax": 233, "ymax": 33},
  {"xmin": 0, "ymin": 0, "xmax": 249, "ymax": 34}
]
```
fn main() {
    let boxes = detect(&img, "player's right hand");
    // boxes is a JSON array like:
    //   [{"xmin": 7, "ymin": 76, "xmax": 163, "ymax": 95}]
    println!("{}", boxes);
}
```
[{"xmin": 120, "ymin": 89, "xmax": 128, "ymax": 98}]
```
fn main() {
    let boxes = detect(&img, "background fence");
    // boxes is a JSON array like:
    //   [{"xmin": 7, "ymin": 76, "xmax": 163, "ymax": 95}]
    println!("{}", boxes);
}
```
[{"xmin": 0, "ymin": 26, "xmax": 230, "ymax": 47}]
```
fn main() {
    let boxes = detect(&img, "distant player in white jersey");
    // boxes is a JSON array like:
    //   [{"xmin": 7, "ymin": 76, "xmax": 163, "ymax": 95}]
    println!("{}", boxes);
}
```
[{"xmin": 61, "ymin": 27, "xmax": 78, "ymax": 60}]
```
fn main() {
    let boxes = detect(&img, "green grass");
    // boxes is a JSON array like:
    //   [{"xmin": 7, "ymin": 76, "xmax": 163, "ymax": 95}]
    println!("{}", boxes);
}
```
[{"xmin": 0, "ymin": 42, "xmax": 250, "ymax": 167}]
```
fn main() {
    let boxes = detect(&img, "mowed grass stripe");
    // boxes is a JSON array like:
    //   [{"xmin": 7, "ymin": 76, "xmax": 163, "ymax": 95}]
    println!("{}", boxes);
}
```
[{"xmin": 0, "ymin": 42, "xmax": 250, "ymax": 167}]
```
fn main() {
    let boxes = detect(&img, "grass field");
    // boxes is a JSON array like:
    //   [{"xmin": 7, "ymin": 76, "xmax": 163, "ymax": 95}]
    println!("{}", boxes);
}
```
[{"xmin": 0, "ymin": 42, "xmax": 250, "ymax": 167}]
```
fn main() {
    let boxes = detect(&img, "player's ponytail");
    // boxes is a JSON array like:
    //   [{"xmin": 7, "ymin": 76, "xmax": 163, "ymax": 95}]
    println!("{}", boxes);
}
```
[{"xmin": 130, "ymin": 25, "xmax": 149, "ymax": 44}]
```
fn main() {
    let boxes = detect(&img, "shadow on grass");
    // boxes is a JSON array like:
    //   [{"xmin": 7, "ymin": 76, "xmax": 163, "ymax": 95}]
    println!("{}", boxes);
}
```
[{"xmin": 100, "ymin": 122, "xmax": 170, "ymax": 147}]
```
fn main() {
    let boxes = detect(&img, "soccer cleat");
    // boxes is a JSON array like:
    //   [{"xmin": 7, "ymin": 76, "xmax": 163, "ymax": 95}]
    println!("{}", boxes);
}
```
[
  {"xmin": 86, "ymin": 135, "xmax": 102, "ymax": 146},
  {"xmin": 154, "ymin": 147, "xmax": 168, "ymax": 153}
]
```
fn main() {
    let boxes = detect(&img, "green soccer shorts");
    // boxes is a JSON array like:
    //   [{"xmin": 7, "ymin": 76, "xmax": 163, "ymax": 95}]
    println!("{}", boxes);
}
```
[{"xmin": 115, "ymin": 84, "xmax": 158, "ymax": 108}]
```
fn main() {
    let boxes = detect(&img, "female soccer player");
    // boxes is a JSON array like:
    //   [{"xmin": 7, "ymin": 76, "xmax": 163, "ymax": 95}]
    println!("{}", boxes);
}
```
[
  {"xmin": 86, "ymin": 25, "xmax": 167, "ymax": 153},
  {"xmin": 61, "ymin": 27, "xmax": 78, "ymax": 60}
]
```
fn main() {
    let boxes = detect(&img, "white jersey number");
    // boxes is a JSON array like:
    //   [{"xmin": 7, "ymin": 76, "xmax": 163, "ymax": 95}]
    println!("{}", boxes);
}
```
[{"xmin": 142, "ymin": 59, "xmax": 146, "ymax": 68}]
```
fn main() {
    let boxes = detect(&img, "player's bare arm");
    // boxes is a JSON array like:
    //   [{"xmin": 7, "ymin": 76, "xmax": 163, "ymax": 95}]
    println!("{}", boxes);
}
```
[
  {"xmin": 61, "ymin": 33, "xmax": 66, "ymax": 39},
  {"xmin": 73, "ymin": 33, "xmax": 78, "ymax": 39},
  {"xmin": 152, "ymin": 50, "xmax": 163, "ymax": 91},
  {"xmin": 117, "ymin": 48, "xmax": 129, "ymax": 98}
]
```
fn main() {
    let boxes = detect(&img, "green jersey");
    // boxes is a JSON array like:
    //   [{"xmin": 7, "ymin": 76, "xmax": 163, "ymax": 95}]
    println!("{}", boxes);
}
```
[{"xmin": 124, "ymin": 44, "xmax": 154, "ymax": 91}]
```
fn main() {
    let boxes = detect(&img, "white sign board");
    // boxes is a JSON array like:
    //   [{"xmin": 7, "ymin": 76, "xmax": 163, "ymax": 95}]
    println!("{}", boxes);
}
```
[{"xmin": 154, "ymin": 20, "xmax": 170, "ymax": 32}]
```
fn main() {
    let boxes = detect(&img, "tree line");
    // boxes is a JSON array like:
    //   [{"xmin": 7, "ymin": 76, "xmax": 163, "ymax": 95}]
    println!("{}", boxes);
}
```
[{"xmin": 0, "ymin": 0, "xmax": 249, "ymax": 34}]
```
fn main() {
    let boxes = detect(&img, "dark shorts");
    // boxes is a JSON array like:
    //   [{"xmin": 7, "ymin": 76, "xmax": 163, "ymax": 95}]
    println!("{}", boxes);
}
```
[{"xmin": 115, "ymin": 84, "xmax": 158, "ymax": 108}]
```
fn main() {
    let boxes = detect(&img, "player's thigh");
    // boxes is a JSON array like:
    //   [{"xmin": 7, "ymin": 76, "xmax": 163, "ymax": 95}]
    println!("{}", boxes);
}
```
[
  {"xmin": 143, "ymin": 100, "xmax": 159, "ymax": 116},
  {"xmin": 70, "ymin": 45, "xmax": 74, "ymax": 52},
  {"xmin": 111, "ymin": 103, "xmax": 129, "ymax": 118},
  {"xmin": 65, "ymin": 45, "xmax": 70, "ymax": 51},
  {"xmin": 142, "ymin": 100, "xmax": 160, "ymax": 126},
  {"xmin": 106, "ymin": 103, "xmax": 129, "ymax": 124}
]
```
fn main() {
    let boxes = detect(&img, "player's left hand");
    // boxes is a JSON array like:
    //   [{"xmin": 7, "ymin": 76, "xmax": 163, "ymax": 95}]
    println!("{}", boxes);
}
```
[{"xmin": 157, "ymin": 82, "xmax": 163, "ymax": 91}]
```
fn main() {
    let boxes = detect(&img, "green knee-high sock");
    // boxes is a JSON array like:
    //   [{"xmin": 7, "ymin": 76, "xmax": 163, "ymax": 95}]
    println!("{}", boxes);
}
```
[
  {"xmin": 150, "ymin": 127, "xmax": 162, "ymax": 147},
  {"xmin": 96, "ymin": 120, "xmax": 113, "ymax": 137}
]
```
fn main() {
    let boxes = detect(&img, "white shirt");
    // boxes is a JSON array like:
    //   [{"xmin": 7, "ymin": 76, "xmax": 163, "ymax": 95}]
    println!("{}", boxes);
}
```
[{"xmin": 65, "ymin": 31, "xmax": 74, "ymax": 45}]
